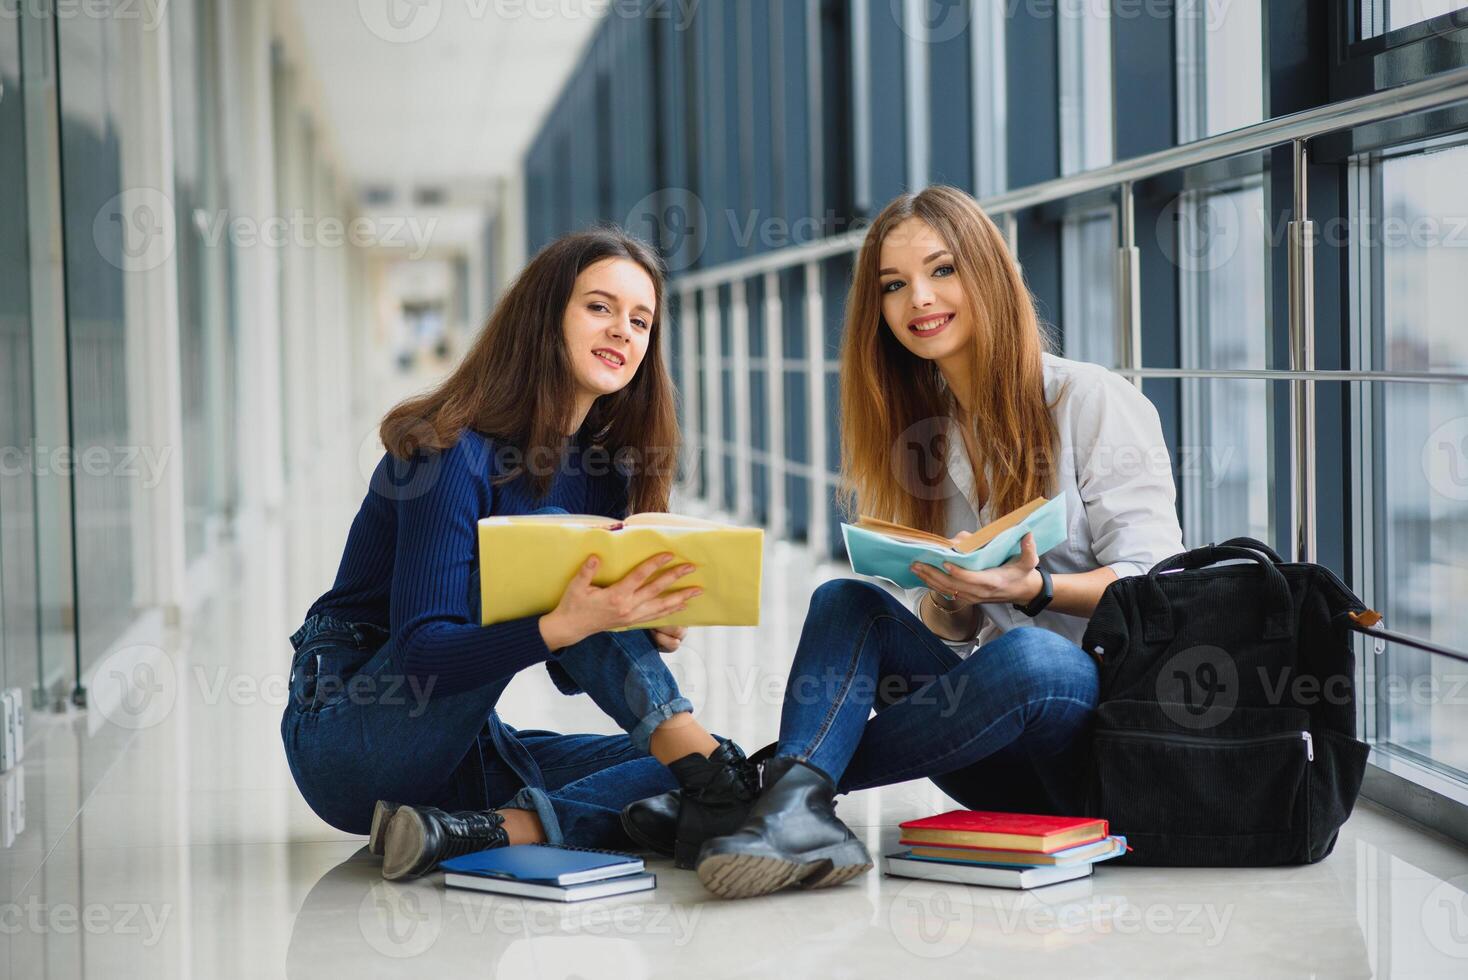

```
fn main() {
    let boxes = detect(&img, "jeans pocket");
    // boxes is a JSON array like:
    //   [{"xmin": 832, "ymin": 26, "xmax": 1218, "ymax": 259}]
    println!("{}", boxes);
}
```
[{"xmin": 289, "ymin": 635, "xmax": 384, "ymax": 713}]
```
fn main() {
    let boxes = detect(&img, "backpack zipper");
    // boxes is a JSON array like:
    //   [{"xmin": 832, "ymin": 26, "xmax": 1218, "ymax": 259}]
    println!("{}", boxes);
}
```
[{"xmin": 1101, "ymin": 727, "xmax": 1314, "ymax": 762}]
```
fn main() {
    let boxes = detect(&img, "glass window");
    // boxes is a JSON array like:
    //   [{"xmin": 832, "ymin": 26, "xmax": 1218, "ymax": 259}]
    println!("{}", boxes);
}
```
[
  {"xmin": 1387, "ymin": 0, "xmax": 1468, "ymax": 31},
  {"xmin": 1177, "ymin": 180, "xmax": 1273, "ymax": 546},
  {"xmin": 1060, "ymin": 210, "xmax": 1117, "ymax": 367},
  {"xmin": 1176, "ymin": 0, "xmax": 1263, "ymax": 141},
  {"xmin": 1358, "ymin": 142, "xmax": 1468, "ymax": 779},
  {"xmin": 57, "ymin": 10, "xmax": 147, "ymax": 676},
  {"xmin": 1058, "ymin": 2, "xmax": 1112, "ymax": 175},
  {"xmin": 0, "ymin": 9, "xmax": 42, "ymax": 704}
]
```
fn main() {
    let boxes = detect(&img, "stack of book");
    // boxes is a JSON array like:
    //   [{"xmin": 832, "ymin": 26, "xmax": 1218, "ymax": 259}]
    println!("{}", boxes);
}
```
[
  {"xmin": 440, "ymin": 844, "xmax": 656, "ymax": 903},
  {"xmin": 884, "ymin": 810, "xmax": 1127, "ymax": 889}
]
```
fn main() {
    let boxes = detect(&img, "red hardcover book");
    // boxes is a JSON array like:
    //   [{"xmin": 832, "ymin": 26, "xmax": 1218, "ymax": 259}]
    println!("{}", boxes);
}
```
[{"xmin": 898, "ymin": 810, "xmax": 1109, "ymax": 853}]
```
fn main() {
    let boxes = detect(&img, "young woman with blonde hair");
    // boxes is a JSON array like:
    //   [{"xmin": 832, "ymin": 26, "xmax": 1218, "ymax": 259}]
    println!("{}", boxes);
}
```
[{"xmin": 677, "ymin": 185, "xmax": 1185, "ymax": 898}]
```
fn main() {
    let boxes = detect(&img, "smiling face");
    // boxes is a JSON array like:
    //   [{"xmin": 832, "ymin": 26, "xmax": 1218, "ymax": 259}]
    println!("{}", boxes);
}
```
[
  {"xmin": 877, "ymin": 217, "xmax": 975, "ymax": 364},
  {"xmin": 562, "ymin": 256, "xmax": 657, "ymax": 403}
]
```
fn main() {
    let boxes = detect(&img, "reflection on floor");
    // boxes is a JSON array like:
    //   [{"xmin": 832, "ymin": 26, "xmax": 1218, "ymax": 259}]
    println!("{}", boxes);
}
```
[{"xmin": 2, "ymin": 482, "xmax": 1467, "ymax": 979}]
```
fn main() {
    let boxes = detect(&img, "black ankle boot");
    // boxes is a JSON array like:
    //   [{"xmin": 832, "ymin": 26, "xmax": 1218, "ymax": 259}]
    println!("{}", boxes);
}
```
[
  {"xmin": 619, "ymin": 790, "xmax": 681, "ymax": 858},
  {"xmin": 380, "ymin": 804, "xmax": 510, "ymax": 880},
  {"xmin": 621, "ymin": 742, "xmax": 773, "ymax": 861},
  {"xmin": 695, "ymin": 756, "xmax": 872, "ymax": 899},
  {"xmin": 622, "ymin": 739, "xmax": 760, "ymax": 869}
]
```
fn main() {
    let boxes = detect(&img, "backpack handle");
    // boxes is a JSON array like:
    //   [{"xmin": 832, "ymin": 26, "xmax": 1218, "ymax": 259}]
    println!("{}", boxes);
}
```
[
  {"xmin": 1214, "ymin": 536, "xmax": 1284, "ymax": 563},
  {"xmin": 1143, "ymin": 544, "xmax": 1294, "ymax": 643}
]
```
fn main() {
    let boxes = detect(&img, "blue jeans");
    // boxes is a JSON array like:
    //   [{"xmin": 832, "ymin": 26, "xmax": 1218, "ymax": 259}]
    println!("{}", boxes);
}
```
[
  {"xmin": 280, "ymin": 615, "xmax": 693, "ymax": 848},
  {"xmin": 774, "ymin": 580, "xmax": 1099, "ymax": 814}
]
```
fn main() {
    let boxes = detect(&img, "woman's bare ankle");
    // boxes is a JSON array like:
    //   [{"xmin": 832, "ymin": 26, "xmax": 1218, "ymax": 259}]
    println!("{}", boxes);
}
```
[
  {"xmin": 498, "ymin": 807, "xmax": 546, "ymax": 845},
  {"xmin": 648, "ymin": 712, "xmax": 720, "ymax": 765}
]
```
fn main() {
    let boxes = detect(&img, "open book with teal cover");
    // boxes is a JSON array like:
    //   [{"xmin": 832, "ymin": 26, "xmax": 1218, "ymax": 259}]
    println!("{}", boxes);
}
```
[{"xmin": 840, "ymin": 493, "xmax": 1067, "ymax": 591}]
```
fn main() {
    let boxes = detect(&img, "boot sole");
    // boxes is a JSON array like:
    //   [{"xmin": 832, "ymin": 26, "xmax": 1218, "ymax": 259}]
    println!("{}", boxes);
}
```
[
  {"xmin": 380, "ymin": 807, "xmax": 430, "ymax": 881},
  {"xmin": 697, "ymin": 841, "xmax": 872, "ymax": 900},
  {"xmin": 368, "ymin": 800, "xmax": 397, "ymax": 857}
]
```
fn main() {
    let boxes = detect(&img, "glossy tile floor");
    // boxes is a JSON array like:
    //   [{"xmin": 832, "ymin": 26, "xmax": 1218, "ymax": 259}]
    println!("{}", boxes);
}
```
[{"xmin": 4, "ymin": 476, "xmax": 1468, "ymax": 978}]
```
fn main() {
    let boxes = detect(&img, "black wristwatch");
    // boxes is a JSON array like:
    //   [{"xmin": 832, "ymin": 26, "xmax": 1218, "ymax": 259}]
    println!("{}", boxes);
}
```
[{"xmin": 1012, "ymin": 564, "xmax": 1054, "ymax": 618}]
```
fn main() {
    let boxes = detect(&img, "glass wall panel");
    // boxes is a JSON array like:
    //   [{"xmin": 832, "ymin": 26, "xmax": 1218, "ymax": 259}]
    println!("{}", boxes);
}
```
[
  {"xmin": 1364, "ymin": 143, "xmax": 1468, "ymax": 778},
  {"xmin": 1178, "ymin": 180, "xmax": 1272, "ymax": 546},
  {"xmin": 1177, "ymin": 0, "xmax": 1263, "ymax": 142},
  {"xmin": 56, "ymin": 10, "xmax": 144, "ymax": 675},
  {"xmin": 171, "ymin": 0, "xmax": 238, "ymax": 561},
  {"xmin": 0, "ymin": 10, "xmax": 41, "ymax": 703},
  {"xmin": 1058, "ymin": 2, "xmax": 1112, "ymax": 175},
  {"xmin": 1387, "ymin": 0, "xmax": 1468, "ymax": 31},
  {"xmin": 1060, "ymin": 210, "xmax": 1117, "ymax": 367}
]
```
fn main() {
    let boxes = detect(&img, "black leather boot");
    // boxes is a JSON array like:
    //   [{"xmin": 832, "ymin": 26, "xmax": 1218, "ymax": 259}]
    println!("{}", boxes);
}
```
[
  {"xmin": 622, "ymin": 739, "xmax": 760, "ymax": 869},
  {"xmin": 619, "ymin": 790, "xmax": 680, "ymax": 858},
  {"xmin": 621, "ymin": 741, "xmax": 773, "ymax": 861},
  {"xmin": 695, "ymin": 756, "xmax": 872, "ymax": 899},
  {"xmin": 379, "ymin": 804, "xmax": 510, "ymax": 880}
]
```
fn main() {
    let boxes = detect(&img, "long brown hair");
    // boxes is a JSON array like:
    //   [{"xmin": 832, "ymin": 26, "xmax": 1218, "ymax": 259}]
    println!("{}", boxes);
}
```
[
  {"xmin": 839, "ymin": 185, "xmax": 1059, "ymax": 531},
  {"xmin": 380, "ymin": 226, "xmax": 678, "ymax": 512}
]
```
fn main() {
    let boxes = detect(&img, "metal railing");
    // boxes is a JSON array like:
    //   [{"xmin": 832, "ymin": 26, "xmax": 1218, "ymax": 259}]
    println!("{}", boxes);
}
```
[{"xmin": 665, "ymin": 63, "xmax": 1468, "ymax": 666}]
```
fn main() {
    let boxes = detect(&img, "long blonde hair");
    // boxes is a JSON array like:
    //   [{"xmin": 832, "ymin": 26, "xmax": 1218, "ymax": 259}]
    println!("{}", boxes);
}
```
[{"xmin": 838, "ymin": 185, "xmax": 1059, "ymax": 531}]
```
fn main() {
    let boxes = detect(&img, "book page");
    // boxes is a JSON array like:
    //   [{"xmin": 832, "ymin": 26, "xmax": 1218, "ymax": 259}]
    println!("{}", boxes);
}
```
[
  {"xmin": 955, "ymin": 496, "xmax": 1047, "ymax": 554},
  {"xmin": 622, "ymin": 512, "xmax": 733, "ymax": 529},
  {"xmin": 481, "ymin": 514, "xmax": 614, "ymax": 527}
]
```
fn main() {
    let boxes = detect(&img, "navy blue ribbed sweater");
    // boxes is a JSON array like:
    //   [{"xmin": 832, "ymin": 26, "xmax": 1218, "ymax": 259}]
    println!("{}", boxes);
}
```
[{"xmin": 305, "ymin": 429, "xmax": 629, "ymax": 695}]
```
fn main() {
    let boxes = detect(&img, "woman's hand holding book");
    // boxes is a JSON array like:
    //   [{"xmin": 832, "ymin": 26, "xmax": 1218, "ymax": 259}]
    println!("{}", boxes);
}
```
[
  {"xmin": 538, "ymin": 552, "xmax": 703, "ymax": 652},
  {"xmin": 910, "ymin": 532, "xmax": 1044, "ymax": 608}
]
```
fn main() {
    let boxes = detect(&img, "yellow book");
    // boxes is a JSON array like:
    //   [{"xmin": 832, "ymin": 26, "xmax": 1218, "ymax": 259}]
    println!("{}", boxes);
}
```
[{"xmin": 478, "ymin": 512, "xmax": 764, "ymax": 629}]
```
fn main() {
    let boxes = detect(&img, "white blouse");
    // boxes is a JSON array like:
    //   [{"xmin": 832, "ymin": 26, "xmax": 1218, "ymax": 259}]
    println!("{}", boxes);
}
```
[{"xmin": 904, "ymin": 352, "xmax": 1185, "ymax": 656}]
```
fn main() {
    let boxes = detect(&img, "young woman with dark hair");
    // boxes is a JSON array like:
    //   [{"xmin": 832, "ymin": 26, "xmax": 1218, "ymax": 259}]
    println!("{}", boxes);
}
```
[
  {"xmin": 652, "ymin": 186, "xmax": 1186, "ymax": 899},
  {"xmin": 281, "ymin": 228, "xmax": 757, "ymax": 880}
]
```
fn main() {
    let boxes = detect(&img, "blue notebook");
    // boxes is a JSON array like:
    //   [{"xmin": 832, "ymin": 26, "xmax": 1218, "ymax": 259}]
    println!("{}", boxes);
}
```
[
  {"xmin": 841, "ymin": 493, "xmax": 1067, "ymax": 591},
  {"xmin": 438, "ymin": 844, "xmax": 643, "ymax": 886}
]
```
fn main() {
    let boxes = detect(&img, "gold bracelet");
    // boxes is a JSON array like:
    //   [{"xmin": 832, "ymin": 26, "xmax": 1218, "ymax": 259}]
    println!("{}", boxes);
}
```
[
  {"xmin": 925, "ymin": 589, "xmax": 963, "ymax": 613},
  {"xmin": 921, "ymin": 591, "xmax": 981, "ymax": 642}
]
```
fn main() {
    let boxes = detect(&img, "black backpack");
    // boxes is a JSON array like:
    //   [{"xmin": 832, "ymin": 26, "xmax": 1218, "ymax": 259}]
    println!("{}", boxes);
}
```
[{"xmin": 1079, "ymin": 537, "xmax": 1373, "ymax": 866}]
